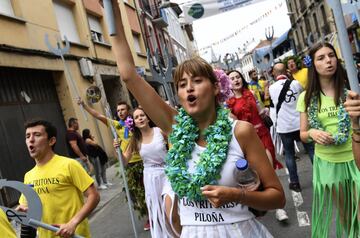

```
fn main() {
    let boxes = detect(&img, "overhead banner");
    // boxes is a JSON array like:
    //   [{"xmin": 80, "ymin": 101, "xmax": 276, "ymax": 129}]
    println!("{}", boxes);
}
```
[{"xmin": 182, "ymin": 0, "xmax": 268, "ymax": 23}]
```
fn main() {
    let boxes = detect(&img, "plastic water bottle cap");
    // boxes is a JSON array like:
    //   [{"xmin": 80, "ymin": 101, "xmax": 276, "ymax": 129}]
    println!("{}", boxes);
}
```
[{"xmin": 236, "ymin": 158, "xmax": 248, "ymax": 170}]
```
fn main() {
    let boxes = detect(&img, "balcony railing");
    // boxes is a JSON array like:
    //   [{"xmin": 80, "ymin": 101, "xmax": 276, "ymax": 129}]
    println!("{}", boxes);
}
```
[{"xmin": 152, "ymin": 9, "xmax": 168, "ymax": 28}]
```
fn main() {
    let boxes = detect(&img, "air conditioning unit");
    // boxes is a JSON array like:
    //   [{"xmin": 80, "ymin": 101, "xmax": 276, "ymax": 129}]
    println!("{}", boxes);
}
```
[{"xmin": 79, "ymin": 58, "xmax": 94, "ymax": 78}]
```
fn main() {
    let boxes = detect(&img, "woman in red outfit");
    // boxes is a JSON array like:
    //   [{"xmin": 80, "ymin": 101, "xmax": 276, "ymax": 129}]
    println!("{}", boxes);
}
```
[{"xmin": 226, "ymin": 70, "xmax": 282, "ymax": 170}]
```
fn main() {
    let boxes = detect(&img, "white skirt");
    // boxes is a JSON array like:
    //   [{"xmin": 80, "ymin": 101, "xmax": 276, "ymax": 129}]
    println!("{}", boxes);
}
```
[
  {"xmin": 143, "ymin": 166, "xmax": 173, "ymax": 238},
  {"xmin": 180, "ymin": 218, "xmax": 273, "ymax": 238}
]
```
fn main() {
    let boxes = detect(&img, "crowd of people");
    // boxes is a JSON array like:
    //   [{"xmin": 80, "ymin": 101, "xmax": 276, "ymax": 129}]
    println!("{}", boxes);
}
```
[{"xmin": 1, "ymin": 1, "xmax": 360, "ymax": 238}]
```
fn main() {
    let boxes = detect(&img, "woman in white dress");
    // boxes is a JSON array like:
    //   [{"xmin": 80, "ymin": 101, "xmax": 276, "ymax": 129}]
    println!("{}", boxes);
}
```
[
  {"xmin": 120, "ymin": 107, "xmax": 178, "ymax": 237},
  {"xmin": 104, "ymin": 1, "xmax": 285, "ymax": 237}
]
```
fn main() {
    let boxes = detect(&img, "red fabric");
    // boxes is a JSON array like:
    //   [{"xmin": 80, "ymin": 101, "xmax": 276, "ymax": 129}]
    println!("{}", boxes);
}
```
[{"xmin": 227, "ymin": 89, "xmax": 283, "ymax": 169}]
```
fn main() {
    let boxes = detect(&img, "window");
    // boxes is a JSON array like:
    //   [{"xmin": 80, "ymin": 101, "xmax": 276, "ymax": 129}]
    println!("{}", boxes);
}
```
[
  {"xmin": 0, "ymin": 0, "xmax": 14, "ymax": 16},
  {"xmin": 53, "ymin": 1, "xmax": 80, "ymax": 43},
  {"xmin": 133, "ymin": 34, "xmax": 142, "ymax": 54},
  {"xmin": 88, "ymin": 15, "xmax": 104, "ymax": 43}
]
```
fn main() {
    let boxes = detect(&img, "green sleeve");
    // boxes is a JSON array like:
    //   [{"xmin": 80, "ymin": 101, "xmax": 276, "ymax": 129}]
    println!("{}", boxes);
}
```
[{"xmin": 296, "ymin": 91, "xmax": 306, "ymax": 113}]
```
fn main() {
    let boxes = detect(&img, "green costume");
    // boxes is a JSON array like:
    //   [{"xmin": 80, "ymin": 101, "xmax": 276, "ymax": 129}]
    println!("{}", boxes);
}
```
[{"xmin": 297, "ymin": 92, "xmax": 360, "ymax": 237}]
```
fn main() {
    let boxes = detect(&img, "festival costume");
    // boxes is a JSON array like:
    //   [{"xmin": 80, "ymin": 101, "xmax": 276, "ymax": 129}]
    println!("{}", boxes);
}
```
[
  {"xmin": 176, "ymin": 120, "xmax": 273, "ymax": 238},
  {"xmin": 19, "ymin": 155, "xmax": 94, "ymax": 238},
  {"xmin": 0, "ymin": 209, "xmax": 16, "ymax": 238},
  {"xmin": 107, "ymin": 118, "xmax": 147, "ymax": 218},
  {"xmin": 140, "ymin": 127, "xmax": 172, "ymax": 237},
  {"xmin": 227, "ymin": 89, "xmax": 282, "ymax": 169},
  {"xmin": 297, "ymin": 91, "xmax": 360, "ymax": 237}
]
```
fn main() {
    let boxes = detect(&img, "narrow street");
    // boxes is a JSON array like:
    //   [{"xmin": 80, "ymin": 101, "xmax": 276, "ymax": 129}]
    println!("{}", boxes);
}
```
[{"xmin": 90, "ymin": 146, "xmax": 315, "ymax": 237}]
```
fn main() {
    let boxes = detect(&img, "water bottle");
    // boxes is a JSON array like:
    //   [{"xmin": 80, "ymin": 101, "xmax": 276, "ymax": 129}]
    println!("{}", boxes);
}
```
[{"xmin": 234, "ymin": 158, "xmax": 260, "ymax": 191}]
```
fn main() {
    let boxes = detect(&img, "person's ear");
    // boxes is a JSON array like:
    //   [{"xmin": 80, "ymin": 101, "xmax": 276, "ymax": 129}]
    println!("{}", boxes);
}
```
[{"xmin": 49, "ymin": 137, "xmax": 56, "ymax": 147}]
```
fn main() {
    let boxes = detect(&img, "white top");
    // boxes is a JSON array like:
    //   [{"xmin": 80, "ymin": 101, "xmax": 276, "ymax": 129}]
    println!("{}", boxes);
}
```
[
  {"xmin": 179, "ymin": 121, "xmax": 254, "ymax": 225},
  {"xmin": 269, "ymin": 77, "xmax": 303, "ymax": 133},
  {"xmin": 140, "ymin": 127, "xmax": 167, "ymax": 168}
]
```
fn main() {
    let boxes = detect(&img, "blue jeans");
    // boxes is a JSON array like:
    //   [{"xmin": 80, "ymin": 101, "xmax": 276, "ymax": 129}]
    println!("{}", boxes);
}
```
[{"xmin": 279, "ymin": 131, "xmax": 314, "ymax": 183}]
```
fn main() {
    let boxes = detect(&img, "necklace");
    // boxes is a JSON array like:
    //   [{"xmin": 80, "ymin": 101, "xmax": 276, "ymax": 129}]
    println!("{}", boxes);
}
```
[
  {"xmin": 308, "ymin": 88, "xmax": 350, "ymax": 145},
  {"xmin": 165, "ymin": 107, "xmax": 232, "ymax": 201}
]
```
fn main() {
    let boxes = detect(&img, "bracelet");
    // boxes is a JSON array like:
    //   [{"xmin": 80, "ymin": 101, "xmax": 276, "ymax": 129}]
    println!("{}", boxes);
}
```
[
  {"xmin": 352, "ymin": 134, "xmax": 360, "ymax": 143},
  {"xmin": 353, "ymin": 128, "xmax": 360, "ymax": 135}
]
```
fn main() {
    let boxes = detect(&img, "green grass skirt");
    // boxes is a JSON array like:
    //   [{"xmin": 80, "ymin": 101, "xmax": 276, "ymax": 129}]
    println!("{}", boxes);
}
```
[
  {"xmin": 125, "ymin": 161, "xmax": 147, "ymax": 219},
  {"xmin": 312, "ymin": 156, "xmax": 360, "ymax": 237}
]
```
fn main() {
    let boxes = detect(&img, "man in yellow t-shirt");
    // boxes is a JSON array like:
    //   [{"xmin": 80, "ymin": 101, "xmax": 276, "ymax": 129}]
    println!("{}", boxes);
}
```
[
  {"xmin": 0, "ymin": 209, "xmax": 16, "ymax": 238},
  {"xmin": 286, "ymin": 57, "xmax": 308, "ymax": 89},
  {"xmin": 18, "ymin": 120, "xmax": 100, "ymax": 238},
  {"xmin": 248, "ymin": 69, "xmax": 266, "ymax": 107}
]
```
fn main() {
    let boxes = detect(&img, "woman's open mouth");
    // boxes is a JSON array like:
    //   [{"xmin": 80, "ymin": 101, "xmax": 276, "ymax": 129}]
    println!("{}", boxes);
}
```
[{"xmin": 187, "ymin": 95, "xmax": 197, "ymax": 104}]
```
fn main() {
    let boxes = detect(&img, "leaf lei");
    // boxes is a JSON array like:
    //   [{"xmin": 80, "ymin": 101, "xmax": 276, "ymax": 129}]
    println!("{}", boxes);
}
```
[
  {"xmin": 308, "ymin": 88, "xmax": 350, "ymax": 145},
  {"xmin": 165, "ymin": 107, "xmax": 232, "ymax": 201}
]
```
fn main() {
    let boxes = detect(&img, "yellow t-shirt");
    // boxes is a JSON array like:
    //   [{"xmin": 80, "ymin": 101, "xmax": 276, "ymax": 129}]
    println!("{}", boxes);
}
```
[
  {"xmin": 258, "ymin": 79, "xmax": 270, "ymax": 107},
  {"xmin": 19, "ymin": 155, "xmax": 94, "ymax": 238},
  {"xmin": 0, "ymin": 209, "xmax": 16, "ymax": 238},
  {"xmin": 107, "ymin": 118, "xmax": 142, "ymax": 163},
  {"xmin": 248, "ymin": 81, "xmax": 264, "ymax": 108},
  {"xmin": 297, "ymin": 92, "xmax": 353, "ymax": 162},
  {"xmin": 293, "ymin": 68, "xmax": 308, "ymax": 89}
]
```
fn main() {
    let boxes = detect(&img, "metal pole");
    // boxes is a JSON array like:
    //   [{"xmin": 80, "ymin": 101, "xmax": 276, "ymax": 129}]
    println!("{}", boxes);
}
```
[
  {"xmin": 104, "ymin": 107, "xmax": 139, "ymax": 238},
  {"xmin": 327, "ymin": 0, "xmax": 360, "ymax": 93},
  {"xmin": 60, "ymin": 55, "xmax": 88, "ymax": 120}
]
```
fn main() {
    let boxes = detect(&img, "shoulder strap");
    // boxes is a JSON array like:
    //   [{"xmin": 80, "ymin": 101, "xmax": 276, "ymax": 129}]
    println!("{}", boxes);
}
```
[{"xmin": 276, "ymin": 79, "xmax": 292, "ymax": 115}]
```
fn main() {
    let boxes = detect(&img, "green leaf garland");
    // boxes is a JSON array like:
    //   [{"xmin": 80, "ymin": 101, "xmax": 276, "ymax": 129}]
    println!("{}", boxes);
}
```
[
  {"xmin": 308, "ymin": 88, "xmax": 350, "ymax": 145},
  {"xmin": 165, "ymin": 107, "xmax": 232, "ymax": 201}
]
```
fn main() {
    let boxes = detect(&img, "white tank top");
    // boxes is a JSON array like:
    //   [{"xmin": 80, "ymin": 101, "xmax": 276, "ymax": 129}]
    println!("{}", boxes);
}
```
[
  {"xmin": 179, "ymin": 120, "xmax": 254, "ymax": 225},
  {"xmin": 140, "ymin": 127, "xmax": 167, "ymax": 168}
]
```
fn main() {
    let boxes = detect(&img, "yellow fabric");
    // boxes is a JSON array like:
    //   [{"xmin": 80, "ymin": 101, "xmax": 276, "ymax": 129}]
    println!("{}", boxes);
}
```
[
  {"xmin": 297, "ymin": 92, "xmax": 353, "ymax": 163},
  {"xmin": 293, "ymin": 68, "xmax": 308, "ymax": 89},
  {"xmin": 19, "ymin": 155, "xmax": 94, "ymax": 238},
  {"xmin": 248, "ymin": 82, "xmax": 264, "ymax": 108},
  {"xmin": 106, "ymin": 118, "xmax": 142, "ymax": 163},
  {"xmin": 0, "ymin": 209, "xmax": 16, "ymax": 238},
  {"xmin": 258, "ymin": 79, "xmax": 270, "ymax": 107}
]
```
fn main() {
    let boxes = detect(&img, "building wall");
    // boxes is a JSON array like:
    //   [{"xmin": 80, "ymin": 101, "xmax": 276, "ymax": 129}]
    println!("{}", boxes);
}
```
[
  {"xmin": 286, "ymin": 0, "xmax": 336, "ymax": 54},
  {"xmin": 164, "ymin": 8, "xmax": 188, "ymax": 63},
  {"xmin": 0, "ymin": 0, "xmax": 147, "ymax": 159}
]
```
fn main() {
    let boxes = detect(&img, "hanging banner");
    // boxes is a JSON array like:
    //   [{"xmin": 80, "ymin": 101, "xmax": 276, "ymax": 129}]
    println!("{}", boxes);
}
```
[
  {"xmin": 182, "ymin": 0, "xmax": 268, "ymax": 23},
  {"xmin": 196, "ymin": 1, "xmax": 285, "ymax": 51}
]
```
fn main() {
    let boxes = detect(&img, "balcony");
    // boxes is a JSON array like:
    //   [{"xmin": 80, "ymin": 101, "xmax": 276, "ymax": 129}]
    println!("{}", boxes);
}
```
[{"xmin": 152, "ymin": 9, "xmax": 168, "ymax": 28}]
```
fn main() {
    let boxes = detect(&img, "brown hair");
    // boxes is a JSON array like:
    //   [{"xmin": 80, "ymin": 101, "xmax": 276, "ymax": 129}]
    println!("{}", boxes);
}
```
[
  {"xmin": 117, "ymin": 101, "xmax": 130, "ymax": 110},
  {"xmin": 304, "ymin": 42, "xmax": 348, "ymax": 111},
  {"xmin": 127, "ymin": 107, "xmax": 154, "ymax": 155},
  {"xmin": 173, "ymin": 57, "xmax": 217, "ymax": 88}
]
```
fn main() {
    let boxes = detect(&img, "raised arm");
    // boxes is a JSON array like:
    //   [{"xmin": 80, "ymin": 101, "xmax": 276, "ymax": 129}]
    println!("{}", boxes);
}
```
[
  {"xmin": 78, "ymin": 98, "xmax": 107, "ymax": 125},
  {"xmin": 105, "ymin": 0, "xmax": 177, "ymax": 134}
]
